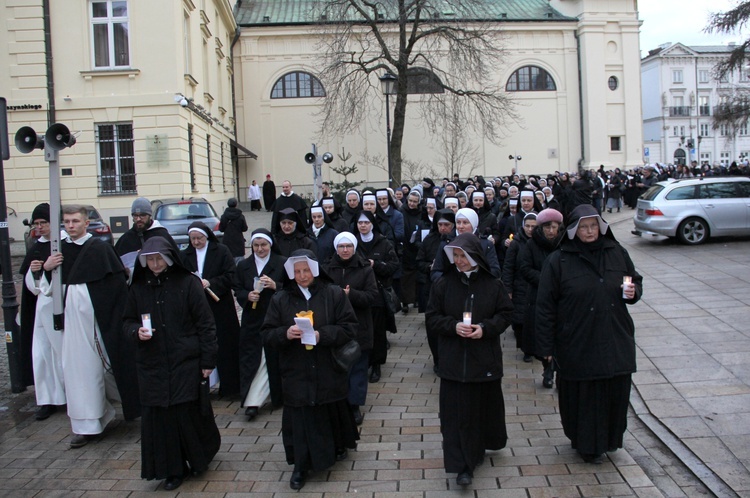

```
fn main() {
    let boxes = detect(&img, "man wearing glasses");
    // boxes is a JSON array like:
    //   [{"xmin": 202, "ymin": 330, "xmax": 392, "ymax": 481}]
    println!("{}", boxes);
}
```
[
  {"xmin": 20, "ymin": 203, "xmax": 66, "ymax": 421},
  {"xmin": 114, "ymin": 197, "xmax": 177, "ymax": 277}
]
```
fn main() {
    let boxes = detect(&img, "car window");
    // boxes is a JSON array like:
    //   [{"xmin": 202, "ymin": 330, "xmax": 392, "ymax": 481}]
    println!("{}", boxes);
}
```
[
  {"xmin": 665, "ymin": 186, "xmax": 696, "ymax": 200},
  {"xmin": 701, "ymin": 183, "xmax": 736, "ymax": 199},
  {"xmin": 641, "ymin": 185, "xmax": 664, "ymax": 201},
  {"xmin": 156, "ymin": 203, "xmax": 216, "ymax": 220},
  {"xmin": 87, "ymin": 207, "xmax": 101, "ymax": 220},
  {"xmin": 737, "ymin": 181, "xmax": 750, "ymax": 197}
]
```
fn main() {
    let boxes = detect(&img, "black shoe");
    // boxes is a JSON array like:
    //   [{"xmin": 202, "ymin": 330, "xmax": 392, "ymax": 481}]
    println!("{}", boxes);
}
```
[
  {"xmin": 522, "ymin": 354, "xmax": 532, "ymax": 363},
  {"xmin": 351, "ymin": 405, "xmax": 364, "ymax": 425},
  {"xmin": 69, "ymin": 434, "xmax": 93, "ymax": 449},
  {"xmin": 542, "ymin": 363, "xmax": 554, "ymax": 388},
  {"xmin": 402, "ymin": 304, "xmax": 409, "ymax": 314},
  {"xmin": 35, "ymin": 404, "xmax": 56, "ymax": 421},
  {"xmin": 290, "ymin": 470, "xmax": 306, "ymax": 490},
  {"xmin": 607, "ymin": 208, "xmax": 612, "ymax": 213},
  {"xmin": 163, "ymin": 476, "xmax": 184, "ymax": 490},
  {"xmin": 456, "ymin": 471, "xmax": 472, "ymax": 486},
  {"xmin": 581, "ymin": 453, "xmax": 603, "ymax": 464},
  {"xmin": 369, "ymin": 365, "xmax": 381, "ymax": 383},
  {"xmin": 245, "ymin": 406, "xmax": 258, "ymax": 421},
  {"xmin": 335, "ymin": 448, "xmax": 348, "ymax": 461}
]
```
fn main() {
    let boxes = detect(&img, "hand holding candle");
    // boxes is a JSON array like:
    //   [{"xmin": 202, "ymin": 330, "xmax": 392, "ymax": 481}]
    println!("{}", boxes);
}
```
[
  {"xmin": 296, "ymin": 310, "xmax": 315, "ymax": 350},
  {"xmin": 622, "ymin": 276, "xmax": 633, "ymax": 299},
  {"xmin": 252, "ymin": 277, "xmax": 264, "ymax": 309},
  {"xmin": 141, "ymin": 313, "xmax": 153, "ymax": 339}
]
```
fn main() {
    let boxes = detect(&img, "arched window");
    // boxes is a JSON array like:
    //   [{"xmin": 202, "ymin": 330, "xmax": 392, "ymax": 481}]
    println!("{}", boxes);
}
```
[
  {"xmin": 505, "ymin": 66, "xmax": 556, "ymax": 92},
  {"xmin": 270, "ymin": 71, "xmax": 326, "ymax": 99},
  {"xmin": 406, "ymin": 67, "xmax": 444, "ymax": 94}
]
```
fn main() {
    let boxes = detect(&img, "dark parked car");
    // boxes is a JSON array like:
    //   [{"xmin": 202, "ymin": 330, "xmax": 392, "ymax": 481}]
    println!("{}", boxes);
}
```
[
  {"xmin": 151, "ymin": 197, "xmax": 223, "ymax": 249},
  {"xmin": 23, "ymin": 204, "xmax": 114, "ymax": 250}
]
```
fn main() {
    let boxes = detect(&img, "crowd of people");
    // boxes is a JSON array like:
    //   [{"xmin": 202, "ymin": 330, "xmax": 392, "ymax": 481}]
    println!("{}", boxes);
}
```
[{"xmin": 16, "ymin": 168, "xmax": 647, "ymax": 490}]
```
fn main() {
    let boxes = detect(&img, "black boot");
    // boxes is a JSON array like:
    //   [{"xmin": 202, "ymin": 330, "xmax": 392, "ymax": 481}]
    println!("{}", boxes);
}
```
[
  {"xmin": 369, "ymin": 365, "xmax": 381, "ymax": 383},
  {"xmin": 542, "ymin": 360, "xmax": 554, "ymax": 389}
]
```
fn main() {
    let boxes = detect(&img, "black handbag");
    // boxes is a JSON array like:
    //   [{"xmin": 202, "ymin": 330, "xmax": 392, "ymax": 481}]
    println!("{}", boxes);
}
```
[
  {"xmin": 331, "ymin": 339, "xmax": 362, "ymax": 372},
  {"xmin": 380, "ymin": 284, "xmax": 399, "ymax": 315}
]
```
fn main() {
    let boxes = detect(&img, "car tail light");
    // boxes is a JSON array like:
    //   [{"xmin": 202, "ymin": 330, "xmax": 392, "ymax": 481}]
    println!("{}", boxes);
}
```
[
  {"xmin": 178, "ymin": 200, "xmax": 192, "ymax": 205},
  {"xmin": 94, "ymin": 225, "xmax": 111, "ymax": 234},
  {"xmin": 213, "ymin": 222, "xmax": 221, "ymax": 231},
  {"xmin": 644, "ymin": 208, "xmax": 664, "ymax": 216}
]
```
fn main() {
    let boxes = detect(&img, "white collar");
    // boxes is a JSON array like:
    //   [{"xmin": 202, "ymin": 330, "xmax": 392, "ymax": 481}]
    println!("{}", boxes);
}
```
[{"xmin": 65, "ymin": 232, "xmax": 92, "ymax": 245}]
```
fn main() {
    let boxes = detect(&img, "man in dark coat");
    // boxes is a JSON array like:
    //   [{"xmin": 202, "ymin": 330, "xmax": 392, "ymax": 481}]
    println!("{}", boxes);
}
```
[
  {"xmin": 271, "ymin": 181, "xmax": 308, "ymax": 235},
  {"xmin": 262, "ymin": 174, "xmax": 276, "ymax": 212},
  {"xmin": 181, "ymin": 221, "xmax": 241, "ymax": 397},
  {"xmin": 42, "ymin": 204, "xmax": 139, "ymax": 448},
  {"xmin": 114, "ymin": 197, "xmax": 178, "ymax": 276},
  {"xmin": 218, "ymin": 198, "xmax": 248, "ymax": 263}
]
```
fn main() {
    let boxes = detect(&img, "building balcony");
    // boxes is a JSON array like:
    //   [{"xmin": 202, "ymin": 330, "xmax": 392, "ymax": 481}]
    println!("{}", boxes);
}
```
[
  {"xmin": 699, "ymin": 105, "xmax": 711, "ymax": 116},
  {"xmin": 669, "ymin": 106, "xmax": 692, "ymax": 117}
]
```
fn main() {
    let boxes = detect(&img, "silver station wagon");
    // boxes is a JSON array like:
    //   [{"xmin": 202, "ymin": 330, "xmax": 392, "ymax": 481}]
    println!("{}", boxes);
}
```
[{"xmin": 633, "ymin": 177, "xmax": 750, "ymax": 245}]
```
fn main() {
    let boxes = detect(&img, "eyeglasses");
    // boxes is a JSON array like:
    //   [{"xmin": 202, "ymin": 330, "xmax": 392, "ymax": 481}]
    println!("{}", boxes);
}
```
[
  {"xmin": 32, "ymin": 221, "xmax": 49, "ymax": 227},
  {"xmin": 132, "ymin": 213, "xmax": 150, "ymax": 220}
]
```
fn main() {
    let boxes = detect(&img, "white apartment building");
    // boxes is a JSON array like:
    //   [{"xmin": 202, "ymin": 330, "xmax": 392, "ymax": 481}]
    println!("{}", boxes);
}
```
[{"xmin": 641, "ymin": 42, "xmax": 750, "ymax": 168}]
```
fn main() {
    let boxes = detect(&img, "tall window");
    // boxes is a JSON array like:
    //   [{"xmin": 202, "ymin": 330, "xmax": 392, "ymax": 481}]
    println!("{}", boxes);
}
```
[
  {"xmin": 673, "ymin": 126, "xmax": 679, "ymax": 136},
  {"xmin": 271, "ymin": 72, "xmax": 326, "ymax": 99},
  {"xmin": 698, "ymin": 70, "xmax": 709, "ymax": 84},
  {"xmin": 506, "ymin": 66, "xmax": 556, "ymax": 91},
  {"xmin": 610, "ymin": 136, "xmax": 622, "ymax": 152},
  {"xmin": 740, "ymin": 122, "xmax": 748, "ymax": 136},
  {"xmin": 96, "ymin": 123, "xmax": 136, "ymax": 194},
  {"xmin": 90, "ymin": 1, "xmax": 130, "ymax": 68},
  {"xmin": 672, "ymin": 69, "xmax": 683, "ymax": 84},
  {"xmin": 720, "ymin": 124, "xmax": 729, "ymax": 136},
  {"xmin": 183, "ymin": 12, "xmax": 191, "ymax": 74},
  {"xmin": 700, "ymin": 123, "xmax": 710, "ymax": 137}
]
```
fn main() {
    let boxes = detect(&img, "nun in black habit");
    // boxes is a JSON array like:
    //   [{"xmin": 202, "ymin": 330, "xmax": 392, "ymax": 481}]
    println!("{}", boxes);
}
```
[
  {"xmin": 123, "ymin": 236, "xmax": 220, "ymax": 491},
  {"xmin": 536, "ymin": 204, "xmax": 642, "ymax": 464},
  {"xmin": 181, "ymin": 221, "xmax": 241, "ymax": 397},
  {"xmin": 425, "ymin": 232, "xmax": 514, "ymax": 486}
]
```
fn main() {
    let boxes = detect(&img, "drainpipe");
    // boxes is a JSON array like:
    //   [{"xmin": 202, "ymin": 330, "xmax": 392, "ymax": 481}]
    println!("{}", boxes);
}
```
[
  {"xmin": 43, "ymin": 0, "xmax": 55, "ymax": 125},
  {"xmin": 575, "ymin": 30, "xmax": 585, "ymax": 172},
  {"xmin": 230, "ymin": 4, "xmax": 242, "ymax": 200}
]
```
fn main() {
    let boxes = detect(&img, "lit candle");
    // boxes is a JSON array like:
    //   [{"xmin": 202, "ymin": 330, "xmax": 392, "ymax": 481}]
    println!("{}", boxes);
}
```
[
  {"xmin": 141, "ymin": 313, "xmax": 153, "ymax": 337},
  {"xmin": 462, "ymin": 312, "xmax": 472, "ymax": 326}
]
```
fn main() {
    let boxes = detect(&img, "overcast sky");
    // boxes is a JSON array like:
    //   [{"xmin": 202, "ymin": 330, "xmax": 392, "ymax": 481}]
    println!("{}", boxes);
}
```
[{"xmin": 639, "ymin": 0, "xmax": 741, "ymax": 56}]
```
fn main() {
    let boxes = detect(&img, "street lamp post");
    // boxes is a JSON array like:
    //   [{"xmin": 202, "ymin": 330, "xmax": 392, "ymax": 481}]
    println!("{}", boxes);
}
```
[{"xmin": 379, "ymin": 72, "xmax": 397, "ymax": 188}]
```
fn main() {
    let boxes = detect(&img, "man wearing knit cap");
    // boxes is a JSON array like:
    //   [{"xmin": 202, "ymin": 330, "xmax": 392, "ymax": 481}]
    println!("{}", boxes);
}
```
[
  {"xmin": 20, "ymin": 203, "xmax": 66, "ymax": 420},
  {"xmin": 114, "ymin": 197, "xmax": 177, "ymax": 277}
]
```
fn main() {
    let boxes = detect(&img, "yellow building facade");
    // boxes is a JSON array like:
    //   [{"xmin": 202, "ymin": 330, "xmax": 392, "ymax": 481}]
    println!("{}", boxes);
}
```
[{"xmin": 1, "ymin": 0, "xmax": 243, "ymax": 240}]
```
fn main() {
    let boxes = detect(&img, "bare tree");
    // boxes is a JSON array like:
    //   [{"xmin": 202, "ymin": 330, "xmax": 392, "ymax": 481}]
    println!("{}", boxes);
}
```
[
  {"xmin": 434, "ymin": 97, "xmax": 483, "ymax": 180},
  {"xmin": 707, "ymin": 2, "xmax": 750, "ymax": 132},
  {"xmin": 314, "ymin": 0, "xmax": 518, "ymax": 187}
]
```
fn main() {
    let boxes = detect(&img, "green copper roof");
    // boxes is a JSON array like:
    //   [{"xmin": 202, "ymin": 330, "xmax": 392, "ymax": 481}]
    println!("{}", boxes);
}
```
[{"xmin": 234, "ymin": 0, "xmax": 575, "ymax": 26}]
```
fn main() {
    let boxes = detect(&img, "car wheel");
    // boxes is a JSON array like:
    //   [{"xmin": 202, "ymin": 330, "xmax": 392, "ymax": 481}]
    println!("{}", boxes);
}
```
[{"xmin": 677, "ymin": 217, "xmax": 709, "ymax": 245}]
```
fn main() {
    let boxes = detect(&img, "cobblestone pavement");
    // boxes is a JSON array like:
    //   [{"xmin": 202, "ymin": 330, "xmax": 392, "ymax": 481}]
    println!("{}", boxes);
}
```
[{"xmin": 0, "ymin": 207, "xmax": 746, "ymax": 496}]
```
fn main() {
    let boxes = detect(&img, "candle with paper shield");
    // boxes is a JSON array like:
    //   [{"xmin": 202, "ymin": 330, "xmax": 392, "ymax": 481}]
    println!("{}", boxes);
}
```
[
  {"xmin": 252, "ymin": 277, "xmax": 263, "ymax": 309},
  {"xmin": 463, "ymin": 294, "xmax": 474, "ymax": 326},
  {"xmin": 296, "ymin": 310, "xmax": 315, "ymax": 350}
]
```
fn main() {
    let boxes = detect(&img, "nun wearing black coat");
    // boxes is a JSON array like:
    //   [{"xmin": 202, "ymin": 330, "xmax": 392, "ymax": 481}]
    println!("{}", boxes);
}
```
[
  {"xmin": 425, "ymin": 232, "xmax": 514, "ymax": 487},
  {"xmin": 535, "ymin": 204, "xmax": 643, "ymax": 464}
]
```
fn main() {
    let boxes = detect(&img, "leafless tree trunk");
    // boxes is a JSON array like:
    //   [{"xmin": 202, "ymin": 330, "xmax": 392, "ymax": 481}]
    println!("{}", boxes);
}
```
[{"xmin": 314, "ymin": 0, "xmax": 518, "ymax": 187}]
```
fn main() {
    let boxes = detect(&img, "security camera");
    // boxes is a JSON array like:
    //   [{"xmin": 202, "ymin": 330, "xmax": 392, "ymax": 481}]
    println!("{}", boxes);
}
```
[{"xmin": 179, "ymin": 97, "xmax": 188, "ymax": 107}]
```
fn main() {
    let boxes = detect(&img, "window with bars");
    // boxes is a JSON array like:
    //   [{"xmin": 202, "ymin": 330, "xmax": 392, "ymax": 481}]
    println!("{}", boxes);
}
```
[
  {"xmin": 96, "ymin": 122, "xmax": 137, "ymax": 194},
  {"xmin": 506, "ymin": 66, "xmax": 556, "ymax": 92},
  {"xmin": 90, "ymin": 0, "xmax": 130, "ymax": 68},
  {"xmin": 271, "ymin": 72, "xmax": 326, "ymax": 99}
]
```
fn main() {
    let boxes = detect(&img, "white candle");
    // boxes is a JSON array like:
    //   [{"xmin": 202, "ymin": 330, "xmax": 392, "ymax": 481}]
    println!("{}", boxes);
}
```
[
  {"xmin": 462, "ymin": 312, "xmax": 472, "ymax": 326},
  {"xmin": 142, "ymin": 313, "xmax": 153, "ymax": 337}
]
